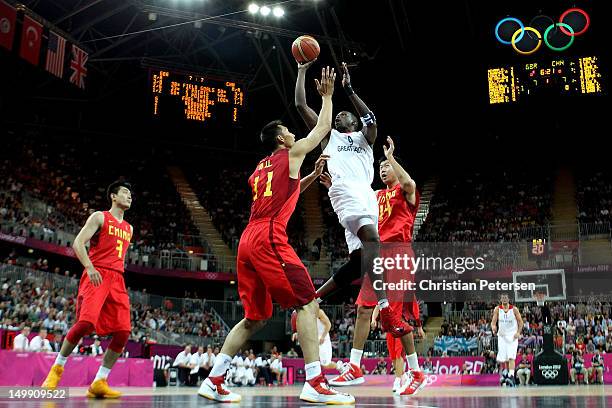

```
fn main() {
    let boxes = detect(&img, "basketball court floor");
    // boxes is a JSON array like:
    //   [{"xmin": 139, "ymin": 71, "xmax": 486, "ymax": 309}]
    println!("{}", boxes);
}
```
[{"xmin": 1, "ymin": 385, "xmax": 610, "ymax": 407}]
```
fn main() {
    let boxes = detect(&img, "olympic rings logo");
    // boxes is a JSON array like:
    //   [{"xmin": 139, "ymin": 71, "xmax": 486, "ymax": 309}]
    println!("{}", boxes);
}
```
[
  {"xmin": 495, "ymin": 8, "xmax": 590, "ymax": 55},
  {"xmin": 424, "ymin": 375, "xmax": 437, "ymax": 385},
  {"xmin": 541, "ymin": 369, "xmax": 559, "ymax": 379}
]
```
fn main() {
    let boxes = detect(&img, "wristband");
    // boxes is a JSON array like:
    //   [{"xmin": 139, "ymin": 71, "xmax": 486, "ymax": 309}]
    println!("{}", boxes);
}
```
[
  {"xmin": 361, "ymin": 111, "xmax": 376, "ymax": 126},
  {"xmin": 344, "ymin": 84, "xmax": 355, "ymax": 96}
]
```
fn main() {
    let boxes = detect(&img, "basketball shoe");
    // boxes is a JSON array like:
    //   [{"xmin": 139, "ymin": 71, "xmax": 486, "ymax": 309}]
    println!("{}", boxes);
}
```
[
  {"xmin": 329, "ymin": 362, "xmax": 365, "ymax": 386},
  {"xmin": 299, "ymin": 374, "xmax": 355, "ymax": 404},
  {"xmin": 198, "ymin": 375, "xmax": 241, "ymax": 403}
]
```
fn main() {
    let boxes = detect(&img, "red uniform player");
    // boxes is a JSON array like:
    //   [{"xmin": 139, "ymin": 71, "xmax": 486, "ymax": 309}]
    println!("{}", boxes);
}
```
[
  {"xmin": 324, "ymin": 137, "xmax": 427, "ymax": 395},
  {"xmin": 42, "ymin": 181, "xmax": 133, "ymax": 399},
  {"xmin": 198, "ymin": 67, "xmax": 353, "ymax": 405}
]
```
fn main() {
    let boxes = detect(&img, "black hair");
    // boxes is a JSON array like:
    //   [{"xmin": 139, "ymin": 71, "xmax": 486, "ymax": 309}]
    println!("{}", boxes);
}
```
[
  {"xmin": 106, "ymin": 180, "xmax": 132, "ymax": 204},
  {"xmin": 378, "ymin": 155, "xmax": 405, "ymax": 168},
  {"xmin": 260, "ymin": 120, "xmax": 284, "ymax": 154}
]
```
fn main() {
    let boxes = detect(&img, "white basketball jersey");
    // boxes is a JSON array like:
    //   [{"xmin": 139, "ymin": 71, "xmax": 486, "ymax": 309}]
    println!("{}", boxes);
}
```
[
  {"xmin": 498, "ymin": 305, "xmax": 518, "ymax": 336},
  {"xmin": 323, "ymin": 129, "xmax": 374, "ymax": 185}
]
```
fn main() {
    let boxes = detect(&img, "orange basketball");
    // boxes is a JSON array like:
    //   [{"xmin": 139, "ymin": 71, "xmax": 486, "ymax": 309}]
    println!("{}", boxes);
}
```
[{"xmin": 292, "ymin": 35, "xmax": 320, "ymax": 64}]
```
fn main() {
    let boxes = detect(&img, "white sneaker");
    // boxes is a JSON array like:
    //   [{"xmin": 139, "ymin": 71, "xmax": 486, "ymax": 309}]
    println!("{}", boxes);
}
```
[
  {"xmin": 393, "ymin": 373, "xmax": 410, "ymax": 394},
  {"xmin": 299, "ymin": 374, "xmax": 355, "ymax": 404},
  {"xmin": 198, "ymin": 375, "xmax": 241, "ymax": 403}
]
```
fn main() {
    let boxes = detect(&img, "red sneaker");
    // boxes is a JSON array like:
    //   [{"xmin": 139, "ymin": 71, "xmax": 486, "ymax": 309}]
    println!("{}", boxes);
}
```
[
  {"xmin": 379, "ymin": 306, "xmax": 413, "ymax": 338},
  {"xmin": 399, "ymin": 369, "xmax": 426, "ymax": 396},
  {"xmin": 299, "ymin": 374, "xmax": 355, "ymax": 404},
  {"xmin": 329, "ymin": 363, "xmax": 365, "ymax": 386},
  {"xmin": 198, "ymin": 375, "xmax": 241, "ymax": 403}
]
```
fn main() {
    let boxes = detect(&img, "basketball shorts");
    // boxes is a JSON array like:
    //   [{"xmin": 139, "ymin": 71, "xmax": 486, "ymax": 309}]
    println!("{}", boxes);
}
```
[
  {"xmin": 76, "ymin": 266, "xmax": 131, "ymax": 336},
  {"xmin": 386, "ymin": 332, "xmax": 405, "ymax": 360},
  {"xmin": 237, "ymin": 220, "xmax": 316, "ymax": 321},
  {"xmin": 329, "ymin": 181, "xmax": 378, "ymax": 253},
  {"xmin": 319, "ymin": 336, "xmax": 333, "ymax": 366},
  {"xmin": 496, "ymin": 334, "xmax": 518, "ymax": 362}
]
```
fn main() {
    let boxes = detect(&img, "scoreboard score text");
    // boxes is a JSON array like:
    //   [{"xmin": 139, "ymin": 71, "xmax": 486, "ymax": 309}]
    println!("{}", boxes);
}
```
[
  {"xmin": 151, "ymin": 69, "xmax": 245, "ymax": 125},
  {"xmin": 488, "ymin": 56, "xmax": 603, "ymax": 104}
]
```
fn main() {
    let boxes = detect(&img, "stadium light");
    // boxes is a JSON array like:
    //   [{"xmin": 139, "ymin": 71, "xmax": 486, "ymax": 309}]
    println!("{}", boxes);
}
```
[
  {"xmin": 273, "ymin": 6, "xmax": 284, "ymax": 17},
  {"xmin": 248, "ymin": 3, "xmax": 259, "ymax": 14},
  {"xmin": 260, "ymin": 5, "xmax": 271, "ymax": 16}
]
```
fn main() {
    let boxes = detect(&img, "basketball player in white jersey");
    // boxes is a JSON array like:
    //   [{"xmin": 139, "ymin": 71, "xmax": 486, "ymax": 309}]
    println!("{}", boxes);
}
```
[
  {"xmin": 295, "ymin": 62, "xmax": 410, "ymax": 342},
  {"xmin": 292, "ymin": 309, "xmax": 339, "ymax": 370},
  {"xmin": 491, "ymin": 294, "xmax": 524, "ymax": 387}
]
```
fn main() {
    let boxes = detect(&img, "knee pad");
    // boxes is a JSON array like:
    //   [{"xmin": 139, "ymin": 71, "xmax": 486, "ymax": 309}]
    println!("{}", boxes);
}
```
[
  {"xmin": 108, "ymin": 330, "xmax": 130, "ymax": 353},
  {"xmin": 332, "ymin": 250, "xmax": 362, "ymax": 288},
  {"xmin": 66, "ymin": 321, "xmax": 95, "ymax": 344}
]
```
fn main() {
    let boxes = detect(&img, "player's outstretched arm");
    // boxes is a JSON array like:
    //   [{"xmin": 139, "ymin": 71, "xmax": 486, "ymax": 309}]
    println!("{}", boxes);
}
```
[
  {"xmin": 289, "ymin": 67, "xmax": 335, "ymax": 176},
  {"xmin": 342, "ymin": 62, "xmax": 377, "ymax": 145},
  {"xmin": 300, "ymin": 154, "xmax": 329, "ymax": 193},
  {"xmin": 383, "ymin": 136, "xmax": 417, "ymax": 205},
  {"xmin": 73, "ymin": 211, "xmax": 104, "ymax": 286},
  {"xmin": 295, "ymin": 60, "xmax": 319, "ymax": 131}
]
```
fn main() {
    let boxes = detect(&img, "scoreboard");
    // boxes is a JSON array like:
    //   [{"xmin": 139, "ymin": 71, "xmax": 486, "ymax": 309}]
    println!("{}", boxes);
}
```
[
  {"xmin": 150, "ymin": 69, "xmax": 245, "ymax": 125},
  {"xmin": 488, "ymin": 56, "xmax": 603, "ymax": 104}
]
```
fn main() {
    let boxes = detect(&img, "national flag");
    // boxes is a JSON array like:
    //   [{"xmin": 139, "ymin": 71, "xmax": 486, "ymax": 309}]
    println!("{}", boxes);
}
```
[
  {"xmin": 0, "ymin": 0, "xmax": 16, "ymax": 50},
  {"xmin": 45, "ymin": 31, "xmax": 66, "ymax": 78},
  {"xmin": 69, "ymin": 44, "xmax": 88, "ymax": 89},
  {"xmin": 19, "ymin": 14, "xmax": 42, "ymax": 65}
]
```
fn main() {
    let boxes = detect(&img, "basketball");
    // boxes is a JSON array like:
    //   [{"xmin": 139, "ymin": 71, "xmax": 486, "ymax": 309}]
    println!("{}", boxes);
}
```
[{"xmin": 292, "ymin": 35, "xmax": 320, "ymax": 64}]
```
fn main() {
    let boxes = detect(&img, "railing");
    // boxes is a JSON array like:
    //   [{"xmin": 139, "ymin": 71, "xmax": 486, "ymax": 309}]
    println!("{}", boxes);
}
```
[
  {"xmin": 445, "ymin": 309, "xmax": 492, "ymax": 323},
  {"xmin": 204, "ymin": 300, "xmax": 287, "ymax": 323},
  {"xmin": 579, "ymin": 222, "xmax": 611, "ymax": 240},
  {"xmin": 0, "ymin": 264, "xmax": 231, "ymax": 345}
]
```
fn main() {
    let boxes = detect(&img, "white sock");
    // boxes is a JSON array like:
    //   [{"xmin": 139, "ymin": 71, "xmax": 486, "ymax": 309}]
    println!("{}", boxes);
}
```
[
  {"xmin": 54, "ymin": 354, "xmax": 68, "ymax": 367},
  {"xmin": 305, "ymin": 361, "xmax": 322, "ymax": 380},
  {"xmin": 378, "ymin": 299, "xmax": 390, "ymax": 309},
  {"xmin": 94, "ymin": 366, "xmax": 111, "ymax": 382},
  {"xmin": 350, "ymin": 348, "xmax": 363, "ymax": 367},
  {"xmin": 209, "ymin": 353, "xmax": 232, "ymax": 378},
  {"xmin": 407, "ymin": 353, "xmax": 420, "ymax": 371}
]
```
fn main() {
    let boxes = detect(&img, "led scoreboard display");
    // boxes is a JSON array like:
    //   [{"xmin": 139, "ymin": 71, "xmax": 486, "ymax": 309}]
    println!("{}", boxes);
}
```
[
  {"xmin": 151, "ymin": 69, "xmax": 245, "ymax": 124},
  {"xmin": 488, "ymin": 56, "xmax": 603, "ymax": 104}
]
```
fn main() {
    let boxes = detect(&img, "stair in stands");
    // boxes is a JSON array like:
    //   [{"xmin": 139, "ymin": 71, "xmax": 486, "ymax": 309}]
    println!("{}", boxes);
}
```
[
  {"xmin": 302, "ymin": 183, "xmax": 331, "ymax": 278},
  {"xmin": 413, "ymin": 175, "xmax": 439, "ymax": 239},
  {"xmin": 167, "ymin": 166, "xmax": 235, "ymax": 269},
  {"xmin": 550, "ymin": 168, "xmax": 579, "ymax": 242}
]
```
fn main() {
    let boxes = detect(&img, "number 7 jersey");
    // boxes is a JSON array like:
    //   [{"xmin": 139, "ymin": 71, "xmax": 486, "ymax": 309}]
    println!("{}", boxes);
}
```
[
  {"xmin": 247, "ymin": 149, "xmax": 300, "ymax": 227},
  {"xmin": 88, "ymin": 211, "xmax": 133, "ymax": 273}
]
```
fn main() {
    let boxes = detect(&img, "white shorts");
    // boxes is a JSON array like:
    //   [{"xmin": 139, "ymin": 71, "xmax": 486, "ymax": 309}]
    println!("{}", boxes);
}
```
[
  {"xmin": 496, "ymin": 335, "xmax": 518, "ymax": 362},
  {"xmin": 329, "ymin": 181, "xmax": 378, "ymax": 253},
  {"xmin": 319, "ymin": 338, "xmax": 333, "ymax": 366}
]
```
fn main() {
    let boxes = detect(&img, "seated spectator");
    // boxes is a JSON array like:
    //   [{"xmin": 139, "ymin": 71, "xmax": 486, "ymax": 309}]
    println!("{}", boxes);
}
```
[
  {"xmin": 516, "ymin": 354, "xmax": 531, "ymax": 385},
  {"xmin": 189, "ymin": 346, "xmax": 206, "ymax": 386},
  {"xmin": 588, "ymin": 350, "xmax": 604, "ymax": 384},
  {"xmin": 173, "ymin": 344, "xmax": 193, "ymax": 386},
  {"xmin": 50, "ymin": 332, "xmax": 63, "ymax": 353},
  {"xmin": 286, "ymin": 348, "xmax": 298, "ymax": 358},
  {"xmin": 13, "ymin": 325, "xmax": 30, "ymax": 351},
  {"xmin": 29, "ymin": 328, "xmax": 52, "ymax": 352},
  {"xmin": 90, "ymin": 337, "xmax": 104, "ymax": 356},
  {"xmin": 570, "ymin": 350, "xmax": 588, "ymax": 384}
]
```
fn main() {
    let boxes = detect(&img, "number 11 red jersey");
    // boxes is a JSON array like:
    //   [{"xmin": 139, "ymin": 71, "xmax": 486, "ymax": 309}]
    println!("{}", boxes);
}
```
[
  {"xmin": 247, "ymin": 149, "xmax": 300, "ymax": 227},
  {"xmin": 88, "ymin": 211, "xmax": 132, "ymax": 273}
]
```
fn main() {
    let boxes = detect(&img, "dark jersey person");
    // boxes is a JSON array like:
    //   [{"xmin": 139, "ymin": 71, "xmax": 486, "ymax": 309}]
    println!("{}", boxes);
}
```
[
  {"xmin": 197, "ymin": 67, "xmax": 353, "ymax": 405},
  {"xmin": 42, "ymin": 181, "xmax": 133, "ymax": 399}
]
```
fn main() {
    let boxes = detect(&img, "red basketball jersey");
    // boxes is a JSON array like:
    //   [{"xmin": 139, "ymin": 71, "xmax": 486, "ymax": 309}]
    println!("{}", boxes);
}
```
[
  {"xmin": 88, "ymin": 211, "xmax": 132, "ymax": 273},
  {"xmin": 247, "ymin": 149, "xmax": 300, "ymax": 227},
  {"xmin": 377, "ymin": 184, "xmax": 420, "ymax": 243}
]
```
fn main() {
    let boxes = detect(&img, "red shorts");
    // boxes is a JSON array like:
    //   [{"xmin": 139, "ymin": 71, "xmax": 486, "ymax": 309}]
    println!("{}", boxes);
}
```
[
  {"xmin": 237, "ymin": 220, "xmax": 316, "ymax": 321},
  {"xmin": 386, "ymin": 333, "xmax": 405, "ymax": 360},
  {"xmin": 76, "ymin": 267, "xmax": 131, "ymax": 336}
]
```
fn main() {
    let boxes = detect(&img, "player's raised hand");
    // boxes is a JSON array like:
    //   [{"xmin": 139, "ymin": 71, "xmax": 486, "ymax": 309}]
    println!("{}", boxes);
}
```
[
  {"xmin": 86, "ymin": 266, "xmax": 103, "ymax": 287},
  {"xmin": 313, "ymin": 154, "xmax": 330, "ymax": 176},
  {"xmin": 298, "ymin": 59, "xmax": 317, "ymax": 71},
  {"xmin": 341, "ymin": 62, "xmax": 351, "ymax": 88},
  {"xmin": 319, "ymin": 172, "xmax": 332, "ymax": 189},
  {"xmin": 315, "ymin": 66, "xmax": 336, "ymax": 97},
  {"xmin": 383, "ymin": 136, "xmax": 395, "ymax": 159}
]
